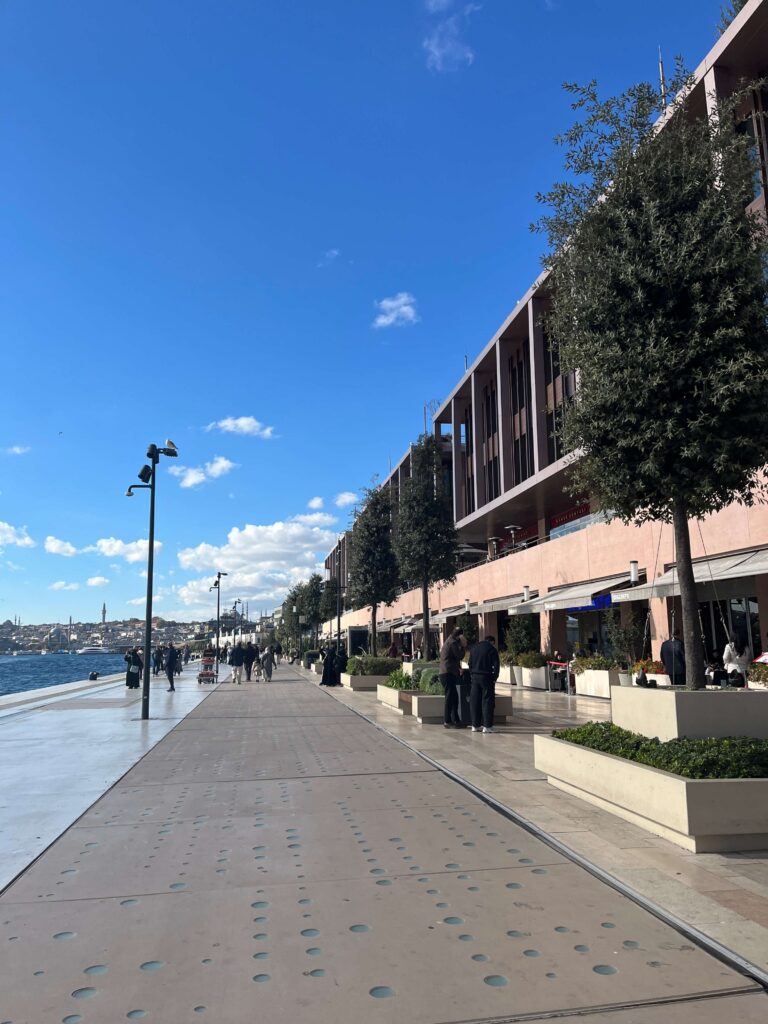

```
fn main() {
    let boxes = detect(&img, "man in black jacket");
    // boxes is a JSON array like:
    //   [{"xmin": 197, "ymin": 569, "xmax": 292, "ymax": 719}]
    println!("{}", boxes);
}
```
[
  {"xmin": 468, "ymin": 635, "xmax": 500, "ymax": 733},
  {"xmin": 439, "ymin": 627, "xmax": 465, "ymax": 728},
  {"xmin": 165, "ymin": 643, "xmax": 178, "ymax": 692}
]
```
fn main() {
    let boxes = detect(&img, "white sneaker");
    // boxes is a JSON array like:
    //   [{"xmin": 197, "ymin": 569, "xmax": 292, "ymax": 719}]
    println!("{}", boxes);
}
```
[
  {"xmin": 471, "ymin": 726, "xmax": 480, "ymax": 732},
  {"xmin": 482, "ymin": 726, "xmax": 494, "ymax": 734}
]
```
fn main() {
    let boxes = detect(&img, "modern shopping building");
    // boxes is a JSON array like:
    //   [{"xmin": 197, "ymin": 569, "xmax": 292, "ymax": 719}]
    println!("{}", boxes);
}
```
[{"xmin": 324, "ymin": 0, "xmax": 768, "ymax": 664}]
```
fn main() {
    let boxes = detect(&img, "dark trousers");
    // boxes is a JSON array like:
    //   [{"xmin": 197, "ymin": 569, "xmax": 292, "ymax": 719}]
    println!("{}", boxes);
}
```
[
  {"xmin": 166, "ymin": 666, "xmax": 175, "ymax": 690},
  {"xmin": 245, "ymin": 662, "xmax": 253, "ymax": 681},
  {"xmin": 440, "ymin": 673, "xmax": 459, "ymax": 725},
  {"xmin": 470, "ymin": 675, "xmax": 495, "ymax": 728}
]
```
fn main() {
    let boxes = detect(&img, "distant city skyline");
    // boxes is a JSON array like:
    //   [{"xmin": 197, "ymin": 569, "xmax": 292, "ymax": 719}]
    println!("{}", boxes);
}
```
[{"xmin": 0, "ymin": 0, "xmax": 726, "ymax": 622}]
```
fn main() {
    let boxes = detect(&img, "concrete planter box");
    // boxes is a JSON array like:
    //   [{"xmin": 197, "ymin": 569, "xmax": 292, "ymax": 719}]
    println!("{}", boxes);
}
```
[
  {"xmin": 401, "ymin": 661, "xmax": 414, "ymax": 677},
  {"xmin": 377, "ymin": 684, "xmax": 420, "ymax": 715},
  {"xmin": 412, "ymin": 692, "xmax": 514, "ymax": 725},
  {"xmin": 618, "ymin": 671, "xmax": 633, "ymax": 687},
  {"xmin": 340, "ymin": 673, "xmax": 388, "ymax": 691},
  {"xmin": 612, "ymin": 686, "xmax": 768, "ymax": 741},
  {"xmin": 574, "ymin": 668, "xmax": 618, "ymax": 699},
  {"xmin": 521, "ymin": 666, "xmax": 547, "ymax": 689},
  {"xmin": 498, "ymin": 665, "xmax": 519, "ymax": 686},
  {"xmin": 647, "ymin": 673, "xmax": 671, "ymax": 687},
  {"xmin": 534, "ymin": 734, "xmax": 768, "ymax": 853}
]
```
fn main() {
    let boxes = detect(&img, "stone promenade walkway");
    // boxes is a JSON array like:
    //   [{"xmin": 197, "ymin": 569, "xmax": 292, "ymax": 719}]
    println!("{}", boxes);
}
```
[{"xmin": 2, "ymin": 666, "xmax": 768, "ymax": 1023}]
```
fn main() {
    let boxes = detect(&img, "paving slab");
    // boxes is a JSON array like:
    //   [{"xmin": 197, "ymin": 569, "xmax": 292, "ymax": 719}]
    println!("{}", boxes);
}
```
[{"xmin": 2, "ymin": 668, "xmax": 767, "ymax": 1024}]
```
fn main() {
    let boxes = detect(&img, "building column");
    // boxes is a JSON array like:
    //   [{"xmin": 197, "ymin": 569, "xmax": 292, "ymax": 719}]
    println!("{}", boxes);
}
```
[
  {"xmin": 451, "ymin": 397, "xmax": 465, "ymax": 524},
  {"xmin": 496, "ymin": 338, "xmax": 514, "ymax": 493},
  {"xmin": 470, "ymin": 372, "xmax": 484, "ymax": 513},
  {"xmin": 704, "ymin": 64, "xmax": 732, "ymax": 117},
  {"xmin": 541, "ymin": 610, "xmax": 567, "ymax": 656},
  {"xmin": 527, "ymin": 297, "xmax": 549, "ymax": 474}
]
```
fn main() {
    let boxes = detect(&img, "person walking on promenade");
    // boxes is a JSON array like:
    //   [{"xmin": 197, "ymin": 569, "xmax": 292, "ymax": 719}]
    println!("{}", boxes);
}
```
[
  {"xmin": 124, "ymin": 646, "xmax": 142, "ymax": 689},
  {"xmin": 660, "ymin": 629, "xmax": 686, "ymax": 686},
  {"xmin": 320, "ymin": 644, "xmax": 337, "ymax": 686},
  {"xmin": 183, "ymin": 644, "xmax": 191, "ymax": 665},
  {"xmin": 261, "ymin": 645, "xmax": 275, "ymax": 682},
  {"xmin": 243, "ymin": 641, "xmax": 256, "ymax": 681},
  {"xmin": 151, "ymin": 647, "xmax": 161, "ymax": 677},
  {"xmin": 469, "ymin": 635, "xmax": 500, "ymax": 734},
  {"xmin": 274, "ymin": 641, "xmax": 283, "ymax": 665},
  {"xmin": 232, "ymin": 641, "xmax": 245, "ymax": 685},
  {"xmin": 439, "ymin": 627, "xmax": 465, "ymax": 729},
  {"xmin": 165, "ymin": 642, "xmax": 179, "ymax": 692},
  {"xmin": 386, "ymin": 640, "xmax": 398, "ymax": 658}
]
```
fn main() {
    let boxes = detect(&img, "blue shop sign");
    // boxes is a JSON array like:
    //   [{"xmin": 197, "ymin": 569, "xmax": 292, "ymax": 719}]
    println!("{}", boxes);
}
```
[{"xmin": 566, "ymin": 594, "xmax": 613, "ymax": 613}]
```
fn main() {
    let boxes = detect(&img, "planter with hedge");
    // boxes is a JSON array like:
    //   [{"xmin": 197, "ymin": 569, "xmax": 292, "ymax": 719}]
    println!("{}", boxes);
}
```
[
  {"xmin": 611, "ymin": 684, "xmax": 768, "ymax": 741},
  {"xmin": 340, "ymin": 655, "xmax": 402, "ymax": 691},
  {"xmin": 534, "ymin": 721, "xmax": 768, "ymax": 852},
  {"xmin": 517, "ymin": 650, "xmax": 549, "ymax": 690},
  {"xmin": 632, "ymin": 659, "xmax": 671, "ymax": 687},
  {"xmin": 572, "ymin": 654, "xmax": 619, "ymax": 699},
  {"xmin": 377, "ymin": 667, "xmax": 421, "ymax": 715}
]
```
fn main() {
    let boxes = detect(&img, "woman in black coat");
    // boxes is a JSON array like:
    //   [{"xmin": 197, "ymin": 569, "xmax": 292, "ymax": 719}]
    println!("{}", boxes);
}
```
[
  {"xmin": 320, "ymin": 646, "xmax": 337, "ymax": 686},
  {"xmin": 124, "ymin": 647, "xmax": 143, "ymax": 689}
]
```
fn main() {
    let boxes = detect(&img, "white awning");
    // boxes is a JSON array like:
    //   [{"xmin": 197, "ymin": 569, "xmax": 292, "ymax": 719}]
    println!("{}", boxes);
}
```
[
  {"xmin": 480, "ymin": 595, "xmax": 520, "ymax": 614},
  {"xmin": 542, "ymin": 573, "xmax": 633, "ymax": 611},
  {"xmin": 432, "ymin": 605, "xmax": 463, "ymax": 625},
  {"xmin": 612, "ymin": 548, "xmax": 768, "ymax": 603}
]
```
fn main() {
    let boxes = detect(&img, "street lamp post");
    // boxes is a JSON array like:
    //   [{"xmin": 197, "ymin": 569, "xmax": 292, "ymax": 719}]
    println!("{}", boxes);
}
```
[
  {"xmin": 292, "ymin": 604, "xmax": 299, "ymax": 662},
  {"xmin": 209, "ymin": 571, "xmax": 228, "ymax": 675},
  {"xmin": 336, "ymin": 541, "xmax": 342, "ymax": 653},
  {"xmin": 125, "ymin": 440, "xmax": 178, "ymax": 721}
]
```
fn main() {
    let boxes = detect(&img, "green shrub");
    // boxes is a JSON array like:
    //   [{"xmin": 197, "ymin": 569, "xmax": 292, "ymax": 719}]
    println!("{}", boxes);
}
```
[
  {"xmin": 747, "ymin": 662, "xmax": 768, "ymax": 683},
  {"xmin": 302, "ymin": 649, "xmax": 320, "ymax": 668},
  {"xmin": 419, "ymin": 667, "xmax": 443, "ymax": 694},
  {"xmin": 384, "ymin": 668, "xmax": 414, "ymax": 690},
  {"xmin": 347, "ymin": 655, "xmax": 401, "ymax": 677},
  {"xmin": 572, "ymin": 654, "xmax": 618, "ymax": 674},
  {"xmin": 411, "ymin": 660, "xmax": 439, "ymax": 685},
  {"xmin": 552, "ymin": 721, "xmax": 768, "ymax": 779},
  {"xmin": 517, "ymin": 650, "xmax": 548, "ymax": 669},
  {"xmin": 504, "ymin": 616, "xmax": 541, "ymax": 662}
]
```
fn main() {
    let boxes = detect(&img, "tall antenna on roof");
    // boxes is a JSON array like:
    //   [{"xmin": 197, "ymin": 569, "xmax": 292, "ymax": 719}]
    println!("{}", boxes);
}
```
[{"xmin": 658, "ymin": 46, "xmax": 668, "ymax": 106}]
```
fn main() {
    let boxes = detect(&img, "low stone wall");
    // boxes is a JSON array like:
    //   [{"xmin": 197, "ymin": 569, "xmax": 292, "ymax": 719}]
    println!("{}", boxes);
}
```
[
  {"xmin": 574, "ymin": 669, "xmax": 617, "ymax": 699},
  {"xmin": 377, "ymin": 685, "xmax": 420, "ymax": 715},
  {"xmin": 611, "ymin": 686, "xmax": 768, "ymax": 741},
  {"xmin": 412, "ymin": 693, "xmax": 514, "ymax": 725},
  {"xmin": 534, "ymin": 734, "xmax": 768, "ymax": 853},
  {"xmin": 340, "ymin": 673, "xmax": 388, "ymax": 692}
]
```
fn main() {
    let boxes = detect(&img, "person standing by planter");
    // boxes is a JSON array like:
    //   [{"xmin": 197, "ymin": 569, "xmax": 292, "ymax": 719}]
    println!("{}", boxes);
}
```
[
  {"xmin": 320, "ymin": 644, "xmax": 337, "ymax": 687},
  {"xmin": 660, "ymin": 630, "xmax": 686, "ymax": 686},
  {"xmin": 439, "ymin": 627, "xmax": 465, "ymax": 729},
  {"xmin": 469, "ymin": 635, "xmax": 500, "ymax": 734},
  {"xmin": 723, "ymin": 634, "xmax": 749, "ymax": 686},
  {"xmin": 335, "ymin": 645, "xmax": 348, "ymax": 685}
]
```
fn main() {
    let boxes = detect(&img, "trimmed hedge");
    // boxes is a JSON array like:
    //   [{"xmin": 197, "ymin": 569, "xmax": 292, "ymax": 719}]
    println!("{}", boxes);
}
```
[
  {"xmin": 572, "ymin": 654, "xmax": 618, "ymax": 674},
  {"xmin": 747, "ymin": 662, "xmax": 768, "ymax": 683},
  {"xmin": 302, "ymin": 650, "xmax": 320, "ymax": 668},
  {"xmin": 419, "ymin": 668, "xmax": 442, "ymax": 695},
  {"xmin": 384, "ymin": 668, "xmax": 415, "ymax": 691},
  {"xmin": 411, "ymin": 660, "xmax": 439, "ymax": 685},
  {"xmin": 552, "ymin": 721, "xmax": 768, "ymax": 779},
  {"xmin": 517, "ymin": 650, "xmax": 548, "ymax": 669},
  {"xmin": 346, "ymin": 655, "xmax": 402, "ymax": 677}
]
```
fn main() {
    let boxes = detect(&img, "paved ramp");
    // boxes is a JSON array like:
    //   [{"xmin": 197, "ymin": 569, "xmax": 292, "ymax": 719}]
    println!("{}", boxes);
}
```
[{"xmin": 2, "ymin": 670, "xmax": 767, "ymax": 1023}]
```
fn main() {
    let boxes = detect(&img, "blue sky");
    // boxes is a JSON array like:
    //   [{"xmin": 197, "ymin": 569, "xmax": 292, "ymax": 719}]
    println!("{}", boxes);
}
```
[{"xmin": 1, "ymin": 0, "xmax": 726, "ymax": 624}]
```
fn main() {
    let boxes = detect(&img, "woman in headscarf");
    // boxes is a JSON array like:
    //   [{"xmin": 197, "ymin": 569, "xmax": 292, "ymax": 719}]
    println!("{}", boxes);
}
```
[
  {"xmin": 320, "ymin": 645, "xmax": 337, "ymax": 686},
  {"xmin": 124, "ymin": 646, "xmax": 143, "ymax": 689}
]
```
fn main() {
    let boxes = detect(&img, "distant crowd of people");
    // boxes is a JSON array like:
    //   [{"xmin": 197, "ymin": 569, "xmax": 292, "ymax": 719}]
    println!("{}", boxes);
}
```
[
  {"xmin": 219, "ymin": 640, "xmax": 283, "ymax": 683},
  {"xmin": 124, "ymin": 641, "xmax": 191, "ymax": 693}
]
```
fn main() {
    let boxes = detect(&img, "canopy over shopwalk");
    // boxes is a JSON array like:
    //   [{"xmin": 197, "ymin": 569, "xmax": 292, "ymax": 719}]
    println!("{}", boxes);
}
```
[{"xmin": 613, "ymin": 548, "xmax": 768, "ymax": 603}]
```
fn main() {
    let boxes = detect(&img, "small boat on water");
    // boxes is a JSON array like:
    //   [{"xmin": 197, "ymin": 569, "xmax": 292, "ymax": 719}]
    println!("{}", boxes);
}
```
[{"xmin": 75, "ymin": 645, "xmax": 117, "ymax": 655}]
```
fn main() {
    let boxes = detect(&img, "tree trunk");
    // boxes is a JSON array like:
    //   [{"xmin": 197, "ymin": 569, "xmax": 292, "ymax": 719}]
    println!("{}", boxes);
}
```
[
  {"xmin": 422, "ymin": 582, "xmax": 430, "ymax": 660},
  {"xmin": 672, "ymin": 500, "xmax": 705, "ymax": 689},
  {"xmin": 371, "ymin": 604, "xmax": 378, "ymax": 656}
]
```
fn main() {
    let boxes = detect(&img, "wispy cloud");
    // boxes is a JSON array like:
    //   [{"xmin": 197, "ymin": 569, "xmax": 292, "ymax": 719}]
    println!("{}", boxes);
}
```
[
  {"xmin": 206, "ymin": 416, "xmax": 274, "ymax": 439},
  {"xmin": 169, "ymin": 456, "xmax": 237, "ymax": 488},
  {"xmin": 425, "ymin": 0, "xmax": 454, "ymax": 11},
  {"xmin": 87, "ymin": 576, "xmax": 110, "ymax": 587},
  {"xmin": 307, "ymin": 496, "xmax": 324, "ymax": 510},
  {"xmin": 423, "ymin": 4, "xmax": 479, "ymax": 72},
  {"xmin": 86, "ymin": 538, "xmax": 161, "ymax": 564},
  {"xmin": 5, "ymin": 445, "xmax": 30, "ymax": 456},
  {"xmin": 372, "ymin": 292, "xmax": 420, "ymax": 329},
  {"xmin": 317, "ymin": 248, "xmax": 340, "ymax": 268},
  {"xmin": 335, "ymin": 491, "xmax": 358, "ymax": 508},
  {"xmin": 0, "ymin": 522, "xmax": 35, "ymax": 549},
  {"xmin": 45, "ymin": 535, "xmax": 77, "ymax": 557},
  {"xmin": 127, "ymin": 594, "xmax": 163, "ymax": 606},
  {"xmin": 50, "ymin": 580, "xmax": 79, "ymax": 591},
  {"xmin": 291, "ymin": 512, "xmax": 338, "ymax": 527}
]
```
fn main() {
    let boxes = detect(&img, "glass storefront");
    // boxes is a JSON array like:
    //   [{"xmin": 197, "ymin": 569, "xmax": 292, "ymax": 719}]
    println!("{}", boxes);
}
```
[{"xmin": 697, "ymin": 596, "xmax": 761, "ymax": 663}]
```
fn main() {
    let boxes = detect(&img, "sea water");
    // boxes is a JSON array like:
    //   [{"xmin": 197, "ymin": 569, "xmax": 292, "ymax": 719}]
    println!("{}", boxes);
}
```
[{"xmin": 0, "ymin": 653, "xmax": 127, "ymax": 697}]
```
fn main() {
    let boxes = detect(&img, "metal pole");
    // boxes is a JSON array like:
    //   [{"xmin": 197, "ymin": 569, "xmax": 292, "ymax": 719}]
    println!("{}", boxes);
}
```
[
  {"xmin": 141, "ymin": 457, "xmax": 157, "ymax": 721},
  {"xmin": 336, "ymin": 542, "xmax": 341, "ymax": 652},
  {"xmin": 215, "ymin": 581, "xmax": 221, "ymax": 674}
]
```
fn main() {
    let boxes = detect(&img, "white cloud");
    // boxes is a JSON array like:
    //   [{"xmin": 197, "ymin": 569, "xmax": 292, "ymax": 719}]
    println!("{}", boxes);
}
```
[
  {"xmin": 169, "ymin": 465, "xmax": 208, "ymax": 488},
  {"xmin": 335, "ymin": 491, "xmax": 358, "ymax": 508},
  {"xmin": 206, "ymin": 416, "xmax": 275, "ymax": 439},
  {"xmin": 87, "ymin": 576, "xmax": 110, "ymax": 587},
  {"xmin": 423, "ymin": 9, "xmax": 477, "ymax": 72},
  {"xmin": 175, "ymin": 517, "xmax": 337, "ymax": 618},
  {"xmin": 372, "ymin": 292, "xmax": 420, "ymax": 329},
  {"xmin": 50, "ymin": 580, "xmax": 79, "ymax": 591},
  {"xmin": 127, "ymin": 595, "xmax": 163, "ymax": 606},
  {"xmin": 307, "ymin": 496, "xmax": 324, "ymax": 509},
  {"xmin": 291, "ymin": 512, "xmax": 338, "ymax": 526},
  {"xmin": 86, "ymin": 537, "xmax": 161, "ymax": 564},
  {"xmin": 317, "ymin": 248, "xmax": 340, "ymax": 268},
  {"xmin": 45, "ymin": 535, "xmax": 77, "ymax": 557},
  {"xmin": 5, "ymin": 445, "xmax": 30, "ymax": 456},
  {"xmin": 169, "ymin": 456, "xmax": 237, "ymax": 488},
  {"xmin": 0, "ymin": 522, "xmax": 35, "ymax": 549},
  {"xmin": 425, "ymin": 0, "xmax": 454, "ymax": 10},
  {"xmin": 205, "ymin": 456, "xmax": 236, "ymax": 479}
]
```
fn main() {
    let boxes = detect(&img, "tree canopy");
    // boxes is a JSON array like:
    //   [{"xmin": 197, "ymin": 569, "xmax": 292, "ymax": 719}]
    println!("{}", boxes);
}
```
[
  {"xmin": 536, "ymin": 70, "xmax": 768, "ymax": 686},
  {"xmin": 347, "ymin": 484, "xmax": 400, "ymax": 655}
]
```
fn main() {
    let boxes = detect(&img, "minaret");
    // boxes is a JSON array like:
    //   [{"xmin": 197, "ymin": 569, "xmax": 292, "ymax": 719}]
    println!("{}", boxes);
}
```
[{"xmin": 101, "ymin": 602, "xmax": 107, "ymax": 625}]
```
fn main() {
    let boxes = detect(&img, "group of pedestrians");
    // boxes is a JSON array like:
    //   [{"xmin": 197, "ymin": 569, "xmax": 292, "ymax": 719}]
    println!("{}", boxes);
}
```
[
  {"xmin": 318, "ymin": 643, "xmax": 348, "ymax": 687},
  {"xmin": 228, "ymin": 641, "xmax": 278, "ymax": 684},
  {"xmin": 439, "ymin": 627, "xmax": 500, "ymax": 733},
  {"xmin": 125, "ymin": 641, "xmax": 184, "ymax": 692}
]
